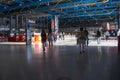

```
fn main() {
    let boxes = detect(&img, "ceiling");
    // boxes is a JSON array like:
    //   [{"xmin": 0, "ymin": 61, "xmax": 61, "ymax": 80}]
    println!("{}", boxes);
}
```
[{"xmin": 0, "ymin": 0, "xmax": 120, "ymax": 20}]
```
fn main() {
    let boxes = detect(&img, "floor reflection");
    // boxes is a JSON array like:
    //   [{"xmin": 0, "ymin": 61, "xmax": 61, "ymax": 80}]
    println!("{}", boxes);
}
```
[{"xmin": 0, "ymin": 37, "xmax": 119, "ymax": 80}]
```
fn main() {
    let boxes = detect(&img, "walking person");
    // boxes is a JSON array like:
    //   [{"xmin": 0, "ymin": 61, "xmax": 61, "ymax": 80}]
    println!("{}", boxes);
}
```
[
  {"xmin": 96, "ymin": 29, "xmax": 101, "ymax": 44},
  {"xmin": 105, "ymin": 30, "xmax": 110, "ymax": 41},
  {"xmin": 77, "ymin": 27, "xmax": 86, "ymax": 53},
  {"xmin": 41, "ymin": 28, "xmax": 47, "ymax": 52},
  {"xmin": 84, "ymin": 28, "xmax": 89, "ymax": 46},
  {"xmin": 48, "ymin": 31, "xmax": 54, "ymax": 46},
  {"xmin": 62, "ymin": 32, "xmax": 65, "ymax": 40},
  {"xmin": 117, "ymin": 29, "xmax": 120, "ymax": 36},
  {"xmin": 58, "ymin": 32, "xmax": 62, "ymax": 40}
]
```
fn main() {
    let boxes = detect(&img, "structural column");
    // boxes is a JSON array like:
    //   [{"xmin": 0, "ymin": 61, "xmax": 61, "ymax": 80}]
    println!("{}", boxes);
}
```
[
  {"xmin": 51, "ymin": 16, "xmax": 55, "ymax": 32},
  {"xmin": 15, "ymin": 15, "xmax": 18, "ymax": 33},
  {"xmin": 10, "ymin": 16, "xmax": 12, "ymax": 32},
  {"xmin": 118, "ymin": 10, "xmax": 120, "ymax": 29},
  {"xmin": 54, "ymin": 15, "xmax": 59, "ymax": 34},
  {"xmin": 50, "ymin": 15, "xmax": 59, "ymax": 41},
  {"xmin": 25, "ymin": 16, "xmax": 31, "ymax": 45},
  {"xmin": 118, "ymin": 6, "xmax": 120, "ymax": 51},
  {"xmin": 50, "ymin": 15, "xmax": 59, "ymax": 34},
  {"xmin": 21, "ymin": 16, "xmax": 24, "ymax": 29}
]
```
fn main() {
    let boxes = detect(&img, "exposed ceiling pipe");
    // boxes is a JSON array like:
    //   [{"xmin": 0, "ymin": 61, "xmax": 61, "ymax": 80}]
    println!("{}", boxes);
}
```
[
  {"xmin": 61, "ymin": 11, "xmax": 113, "ymax": 18},
  {"xmin": 52, "ymin": 0, "xmax": 63, "ymax": 8},
  {"xmin": 53, "ymin": 0, "xmax": 110, "ymax": 17},
  {"xmin": 53, "ymin": 0, "xmax": 110, "ymax": 10},
  {"xmin": 86, "ymin": 0, "xmax": 109, "ymax": 5}
]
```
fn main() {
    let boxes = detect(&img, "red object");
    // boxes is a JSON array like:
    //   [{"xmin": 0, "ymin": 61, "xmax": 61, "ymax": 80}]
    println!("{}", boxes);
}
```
[
  {"xmin": 118, "ymin": 36, "xmax": 120, "ymax": 51},
  {"xmin": 7, "ymin": 34, "xmax": 16, "ymax": 42},
  {"xmin": 18, "ymin": 34, "xmax": 23, "ymax": 42},
  {"xmin": 7, "ymin": 34, "xmax": 26, "ymax": 42},
  {"xmin": 0, "ymin": 34, "xmax": 4, "ymax": 42}
]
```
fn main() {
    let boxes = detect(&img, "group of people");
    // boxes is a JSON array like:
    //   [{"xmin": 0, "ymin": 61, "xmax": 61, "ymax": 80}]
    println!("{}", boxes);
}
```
[
  {"xmin": 58, "ymin": 32, "xmax": 65, "ymax": 40},
  {"xmin": 41, "ymin": 27, "xmax": 89, "ymax": 53},
  {"xmin": 96, "ymin": 29, "xmax": 120, "ymax": 44},
  {"xmin": 41, "ymin": 28, "xmax": 54, "ymax": 52},
  {"xmin": 76, "ymin": 27, "xmax": 89, "ymax": 53},
  {"xmin": 41, "ymin": 29, "xmax": 66, "ymax": 52},
  {"xmin": 41, "ymin": 27, "xmax": 120, "ymax": 53}
]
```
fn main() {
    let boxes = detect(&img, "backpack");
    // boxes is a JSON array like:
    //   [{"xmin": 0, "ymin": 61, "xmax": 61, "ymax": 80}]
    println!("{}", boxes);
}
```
[{"xmin": 77, "ymin": 32, "xmax": 86, "ymax": 40}]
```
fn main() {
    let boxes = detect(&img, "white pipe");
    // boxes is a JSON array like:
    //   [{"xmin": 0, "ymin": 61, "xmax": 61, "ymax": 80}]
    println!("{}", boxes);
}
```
[
  {"xmin": 53, "ymin": 0, "xmax": 110, "ymax": 10},
  {"xmin": 80, "ymin": 0, "xmax": 109, "ymax": 6}
]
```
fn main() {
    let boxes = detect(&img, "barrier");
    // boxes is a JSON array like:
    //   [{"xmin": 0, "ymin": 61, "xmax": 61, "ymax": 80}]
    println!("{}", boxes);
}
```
[
  {"xmin": 0, "ymin": 34, "xmax": 4, "ymax": 42},
  {"xmin": 7, "ymin": 34, "xmax": 26, "ymax": 42},
  {"xmin": 7, "ymin": 33, "xmax": 41, "ymax": 42}
]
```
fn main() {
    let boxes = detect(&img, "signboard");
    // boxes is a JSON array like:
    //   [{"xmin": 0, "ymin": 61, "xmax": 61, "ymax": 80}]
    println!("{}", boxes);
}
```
[{"xmin": 51, "ymin": 18, "xmax": 54, "ymax": 32}]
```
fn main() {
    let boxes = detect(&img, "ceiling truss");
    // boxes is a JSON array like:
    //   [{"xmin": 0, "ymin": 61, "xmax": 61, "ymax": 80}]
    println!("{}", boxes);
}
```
[{"xmin": 0, "ymin": 0, "xmax": 119, "ymax": 20}]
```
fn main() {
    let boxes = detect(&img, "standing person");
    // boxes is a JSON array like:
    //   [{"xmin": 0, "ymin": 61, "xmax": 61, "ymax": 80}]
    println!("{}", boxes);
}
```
[
  {"xmin": 117, "ymin": 29, "xmax": 120, "ymax": 36},
  {"xmin": 105, "ymin": 30, "xmax": 110, "ymax": 41},
  {"xmin": 62, "ymin": 32, "xmax": 65, "ymax": 40},
  {"xmin": 96, "ymin": 29, "xmax": 101, "ymax": 44},
  {"xmin": 84, "ymin": 28, "xmax": 89, "ymax": 46},
  {"xmin": 53, "ymin": 30, "xmax": 56, "ymax": 42},
  {"xmin": 58, "ymin": 32, "xmax": 62, "ymax": 40},
  {"xmin": 77, "ymin": 27, "xmax": 86, "ymax": 53},
  {"xmin": 48, "ymin": 31, "xmax": 54, "ymax": 46},
  {"xmin": 41, "ymin": 28, "xmax": 47, "ymax": 52}
]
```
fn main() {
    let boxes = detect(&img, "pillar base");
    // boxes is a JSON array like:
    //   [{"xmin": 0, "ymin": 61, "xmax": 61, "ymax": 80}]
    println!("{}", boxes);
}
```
[{"xmin": 118, "ymin": 36, "xmax": 120, "ymax": 52}]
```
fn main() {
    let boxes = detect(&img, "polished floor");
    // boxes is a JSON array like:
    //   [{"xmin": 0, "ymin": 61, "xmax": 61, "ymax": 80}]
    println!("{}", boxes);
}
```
[{"xmin": 0, "ymin": 36, "xmax": 120, "ymax": 80}]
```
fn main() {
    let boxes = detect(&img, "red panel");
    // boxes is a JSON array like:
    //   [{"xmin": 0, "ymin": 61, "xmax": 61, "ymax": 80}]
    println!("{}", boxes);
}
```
[{"xmin": 7, "ymin": 34, "xmax": 26, "ymax": 42}]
